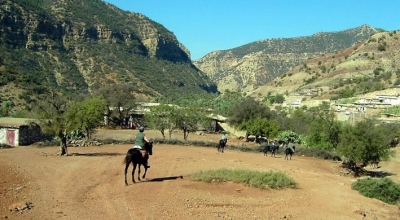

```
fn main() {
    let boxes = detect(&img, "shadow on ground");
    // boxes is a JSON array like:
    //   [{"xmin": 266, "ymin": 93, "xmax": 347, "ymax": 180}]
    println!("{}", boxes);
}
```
[
  {"xmin": 147, "ymin": 175, "xmax": 184, "ymax": 182},
  {"xmin": 68, "ymin": 152, "xmax": 124, "ymax": 157},
  {"xmin": 365, "ymin": 170, "xmax": 394, "ymax": 178}
]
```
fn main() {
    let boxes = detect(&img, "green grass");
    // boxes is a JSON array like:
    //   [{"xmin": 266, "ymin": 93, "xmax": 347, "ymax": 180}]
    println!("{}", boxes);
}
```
[
  {"xmin": 380, "ymin": 106, "xmax": 400, "ymax": 115},
  {"xmin": 189, "ymin": 168, "xmax": 298, "ymax": 189},
  {"xmin": 351, "ymin": 177, "xmax": 400, "ymax": 205}
]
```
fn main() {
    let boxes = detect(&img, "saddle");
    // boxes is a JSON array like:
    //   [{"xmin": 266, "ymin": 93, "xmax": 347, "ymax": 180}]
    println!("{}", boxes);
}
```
[{"xmin": 133, "ymin": 148, "xmax": 148, "ymax": 159}]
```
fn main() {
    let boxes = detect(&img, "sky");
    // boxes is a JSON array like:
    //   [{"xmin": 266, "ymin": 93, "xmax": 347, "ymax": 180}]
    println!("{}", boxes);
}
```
[{"xmin": 103, "ymin": 0, "xmax": 400, "ymax": 61}]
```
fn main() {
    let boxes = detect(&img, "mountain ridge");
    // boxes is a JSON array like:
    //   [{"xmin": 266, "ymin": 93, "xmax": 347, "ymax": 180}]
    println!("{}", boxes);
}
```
[
  {"xmin": 0, "ymin": 0, "xmax": 217, "ymax": 109},
  {"xmin": 194, "ymin": 24, "xmax": 384, "ymax": 93},
  {"xmin": 252, "ymin": 30, "xmax": 400, "ymax": 103}
]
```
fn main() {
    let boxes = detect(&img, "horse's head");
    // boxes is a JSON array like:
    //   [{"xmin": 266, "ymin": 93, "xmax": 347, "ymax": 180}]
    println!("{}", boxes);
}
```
[{"xmin": 145, "ymin": 141, "xmax": 153, "ymax": 155}]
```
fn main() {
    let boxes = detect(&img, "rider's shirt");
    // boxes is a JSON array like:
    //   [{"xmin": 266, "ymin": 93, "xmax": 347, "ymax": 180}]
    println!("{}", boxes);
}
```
[{"xmin": 135, "ymin": 132, "xmax": 145, "ymax": 148}]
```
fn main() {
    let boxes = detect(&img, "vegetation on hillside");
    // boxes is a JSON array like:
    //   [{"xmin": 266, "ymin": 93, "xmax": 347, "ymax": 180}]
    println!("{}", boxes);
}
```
[
  {"xmin": 0, "ymin": 0, "xmax": 217, "ymax": 115},
  {"xmin": 269, "ymin": 30, "xmax": 400, "ymax": 101}
]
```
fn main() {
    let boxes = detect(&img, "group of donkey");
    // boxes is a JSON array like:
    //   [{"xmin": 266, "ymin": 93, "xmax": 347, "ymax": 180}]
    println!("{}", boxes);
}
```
[
  {"xmin": 123, "ymin": 137, "xmax": 297, "ymax": 185},
  {"xmin": 262, "ymin": 140, "xmax": 295, "ymax": 160},
  {"xmin": 217, "ymin": 137, "xmax": 296, "ymax": 160}
]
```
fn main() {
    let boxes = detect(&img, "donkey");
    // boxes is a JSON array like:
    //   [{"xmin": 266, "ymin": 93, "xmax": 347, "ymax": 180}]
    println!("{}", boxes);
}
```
[
  {"xmin": 284, "ymin": 146, "xmax": 295, "ymax": 160},
  {"xmin": 263, "ymin": 144, "xmax": 279, "ymax": 157}
]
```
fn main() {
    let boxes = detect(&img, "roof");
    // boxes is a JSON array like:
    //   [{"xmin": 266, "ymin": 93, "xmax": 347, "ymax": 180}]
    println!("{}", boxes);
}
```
[
  {"xmin": 208, "ymin": 114, "xmax": 227, "ymax": 122},
  {"xmin": 0, "ymin": 117, "xmax": 39, "ymax": 128}
]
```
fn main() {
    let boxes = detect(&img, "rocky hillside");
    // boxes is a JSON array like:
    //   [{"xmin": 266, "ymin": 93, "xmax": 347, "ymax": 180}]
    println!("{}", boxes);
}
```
[
  {"xmin": 252, "ymin": 30, "xmax": 400, "ymax": 102},
  {"xmin": 194, "ymin": 25, "xmax": 382, "ymax": 93},
  {"xmin": 0, "ymin": 0, "xmax": 217, "ymax": 107}
]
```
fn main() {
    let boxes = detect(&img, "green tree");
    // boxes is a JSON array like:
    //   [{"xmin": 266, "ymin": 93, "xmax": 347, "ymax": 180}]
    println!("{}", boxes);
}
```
[
  {"xmin": 145, "ymin": 104, "xmax": 178, "ymax": 139},
  {"xmin": 64, "ymin": 97, "xmax": 107, "ymax": 139},
  {"xmin": 238, "ymin": 117, "xmax": 280, "ymax": 140},
  {"xmin": 276, "ymin": 130, "xmax": 303, "ymax": 144},
  {"xmin": 0, "ymin": 101, "xmax": 14, "ymax": 117},
  {"xmin": 275, "ymin": 94, "xmax": 285, "ymax": 104},
  {"xmin": 34, "ymin": 91, "xmax": 71, "ymax": 155},
  {"xmin": 175, "ymin": 106, "xmax": 207, "ymax": 140},
  {"xmin": 284, "ymin": 107, "xmax": 310, "ymax": 135},
  {"xmin": 227, "ymin": 97, "xmax": 273, "ymax": 127},
  {"xmin": 306, "ymin": 102, "xmax": 341, "ymax": 150},
  {"xmin": 337, "ymin": 119, "xmax": 393, "ymax": 166},
  {"xmin": 94, "ymin": 84, "xmax": 137, "ymax": 127}
]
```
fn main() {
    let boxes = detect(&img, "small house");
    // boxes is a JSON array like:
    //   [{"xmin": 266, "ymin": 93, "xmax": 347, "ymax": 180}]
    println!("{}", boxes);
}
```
[{"xmin": 0, "ymin": 117, "xmax": 44, "ymax": 146}]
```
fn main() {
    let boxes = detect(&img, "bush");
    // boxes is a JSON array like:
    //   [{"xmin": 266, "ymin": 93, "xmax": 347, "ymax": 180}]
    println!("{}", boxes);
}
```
[
  {"xmin": 36, "ymin": 139, "xmax": 61, "ymax": 147},
  {"xmin": 189, "ymin": 168, "xmax": 298, "ymax": 189},
  {"xmin": 378, "ymin": 44, "xmax": 386, "ymax": 51},
  {"xmin": 0, "ymin": 144, "xmax": 13, "ymax": 149},
  {"xmin": 296, "ymin": 148, "xmax": 341, "ymax": 160},
  {"xmin": 351, "ymin": 177, "xmax": 400, "ymax": 205}
]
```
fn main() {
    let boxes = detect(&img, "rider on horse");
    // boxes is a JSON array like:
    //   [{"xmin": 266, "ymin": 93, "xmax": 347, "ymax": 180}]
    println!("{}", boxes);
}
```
[
  {"xmin": 132, "ymin": 126, "xmax": 151, "ymax": 168},
  {"xmin": 287, "ymin": 138, "xmax": 295, "ymax": 153},
  {"xmin": 221, "ymin": 133, "xmax": 228, "ymax": 144}
]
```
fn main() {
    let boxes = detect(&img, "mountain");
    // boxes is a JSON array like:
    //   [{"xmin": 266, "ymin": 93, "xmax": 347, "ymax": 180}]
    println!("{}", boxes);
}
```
[
  {"xmin": 252, "ymin": 30, "xmax": 400, "ymax": 102},
  {"xmin": 0, "ymin": 0, "xmax": 217, "ymax": 108},
  {"xmin": 194, "ymin": 25, "xmax": 383, "ymax": 93}
]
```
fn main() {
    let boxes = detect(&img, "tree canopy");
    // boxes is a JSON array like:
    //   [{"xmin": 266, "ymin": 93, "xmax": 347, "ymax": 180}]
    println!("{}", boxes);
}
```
[{"xmin": 337, "ymin": 119, "xmax": 393, "ymax": 165}]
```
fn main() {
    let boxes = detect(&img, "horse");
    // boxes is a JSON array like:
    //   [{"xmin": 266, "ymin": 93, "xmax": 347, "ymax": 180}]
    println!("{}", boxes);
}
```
[
  {"xmin": 124, "ymin": 142, "xmax": 153, "ymax": 186},
  {"xmin": 284, "ymin": 146, "xmax": 295, "ymax": 160},
  {"xmin": 217, "ymin": 139, "xmax": 226, "ymax": 153},
  {"xmin": 263, "ymin": 144, "xmax": 279, "ymax": 157}
]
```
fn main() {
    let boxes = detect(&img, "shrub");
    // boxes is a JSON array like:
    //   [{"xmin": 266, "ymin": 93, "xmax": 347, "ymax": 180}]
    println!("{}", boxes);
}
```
[
  {"xmin": 394, "ymin": 79, "xmax": 400, "ymax": 86},
  {"xmin": 189, "ymin": 168, "xmax": 298, "ymax": 189},
  {"xmin": 351, "ymin": 177, "xmax": 400, "ymax": 205},
  {"xmin": 0, "ymin": 144, "xmax": 13, "ymax": 149},
  {"xmin": 36, "ymin": 139, "xmax": 61, "ymax": 147},
  {"xmin": 296, "ymin": 148, "xmax": 341, "ymax": 160}
]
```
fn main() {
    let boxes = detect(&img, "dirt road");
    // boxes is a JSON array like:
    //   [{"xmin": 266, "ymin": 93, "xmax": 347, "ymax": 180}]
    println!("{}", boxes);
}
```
[{"xmin": 1, "ymin": 129, "xmax": 399, "ymax": 219}]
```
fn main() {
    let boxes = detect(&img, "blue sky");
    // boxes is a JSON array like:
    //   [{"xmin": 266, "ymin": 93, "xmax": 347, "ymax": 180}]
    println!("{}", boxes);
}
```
[{"xmin": 103, "ymin": 0, "xmax": 400, "ymax": 61}]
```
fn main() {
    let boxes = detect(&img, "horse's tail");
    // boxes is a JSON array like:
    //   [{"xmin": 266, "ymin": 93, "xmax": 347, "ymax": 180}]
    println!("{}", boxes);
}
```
[{"xmin": 123, "ymin": 152, "xmax": 132, "ymax": 165}]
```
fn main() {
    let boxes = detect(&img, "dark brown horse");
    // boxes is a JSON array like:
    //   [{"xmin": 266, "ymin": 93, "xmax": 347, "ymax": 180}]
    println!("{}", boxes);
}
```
[
  {"xmin": 124, "ymin": 142, "xmax": 153, "ymax": 186},
  {"xmin": 217, "ymin": 139, "xmax": 227, "ymax": 153}
]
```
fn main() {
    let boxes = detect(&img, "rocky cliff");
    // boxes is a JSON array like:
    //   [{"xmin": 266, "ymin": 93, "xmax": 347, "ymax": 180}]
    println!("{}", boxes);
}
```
[{"xmin": 0, "ymin": 0, "xmax": 216, "ymax": 104}]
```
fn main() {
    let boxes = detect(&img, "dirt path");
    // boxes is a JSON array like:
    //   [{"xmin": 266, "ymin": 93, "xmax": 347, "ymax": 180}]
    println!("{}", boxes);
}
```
[{"xmin": 1, "ymin": 129, "xmax": 400, "ymax": 219}]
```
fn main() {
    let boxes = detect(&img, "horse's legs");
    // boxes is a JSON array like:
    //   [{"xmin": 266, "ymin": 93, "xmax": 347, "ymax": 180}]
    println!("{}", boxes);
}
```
[
  {"xmin": 142, "ymin": 166, "xmax": 147, "ymax": 179},
  {"xmin": 137, "ymin": 164, "xmax": 141, "ymax": 181},
  {"xmin": 131, "ymin": 163, "xmax": 137, "ymax": 183},
  {"xmin": 124, "ymin": 162, "xmax": 130, "ymax": 186}
]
